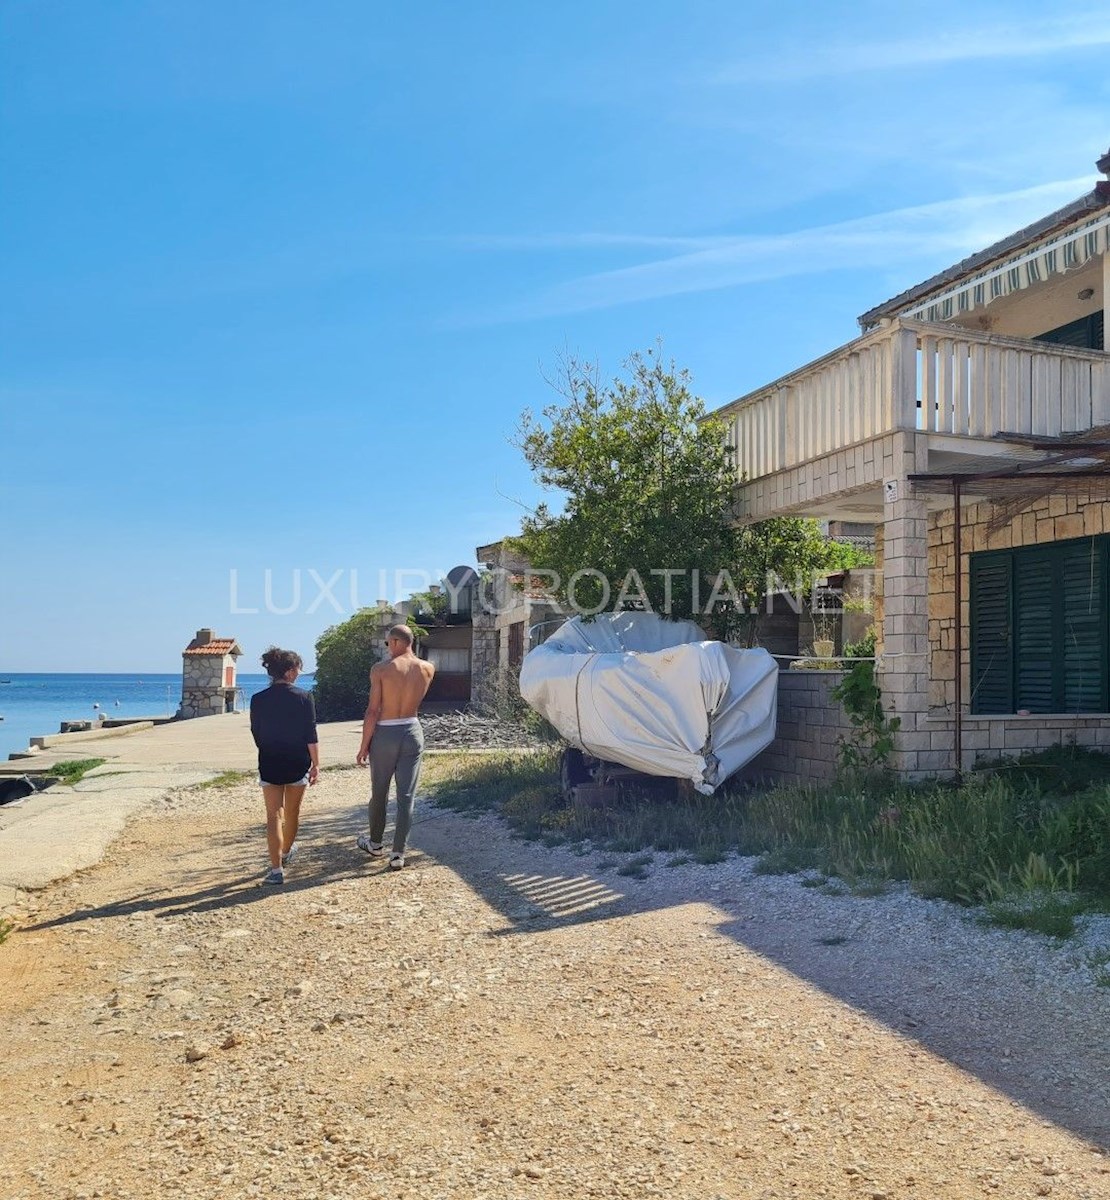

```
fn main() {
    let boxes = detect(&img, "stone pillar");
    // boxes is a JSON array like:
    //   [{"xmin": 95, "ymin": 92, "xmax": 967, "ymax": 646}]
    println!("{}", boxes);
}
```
[
  {"xmin": 877, "ymin": 433, "xmax": 936, "ymax": 777},
  {"xmin": 470, "ymin": 610, "xmax": 499, "ymax": 708},
  {"xmin": 872, "ymin": 526, "xmax": 884, "ymax": 655}
]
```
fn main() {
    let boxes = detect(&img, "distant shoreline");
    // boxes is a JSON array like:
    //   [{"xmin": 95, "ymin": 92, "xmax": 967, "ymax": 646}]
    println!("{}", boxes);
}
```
[{"xmin": 0, "ymin": 673, "xmax": 314, "ymax": 762}]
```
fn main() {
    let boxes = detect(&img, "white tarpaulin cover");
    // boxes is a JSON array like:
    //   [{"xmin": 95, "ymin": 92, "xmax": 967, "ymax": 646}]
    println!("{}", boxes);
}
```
[{"xmin": 519, "ymin": 612, "xmax": 778, "ymax": 794}]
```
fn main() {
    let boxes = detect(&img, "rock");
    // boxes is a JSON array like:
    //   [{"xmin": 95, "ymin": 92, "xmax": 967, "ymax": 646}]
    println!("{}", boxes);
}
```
[{"xmin": 184, "ymin": 1043, "xmax": 209, "ymax": 1063}]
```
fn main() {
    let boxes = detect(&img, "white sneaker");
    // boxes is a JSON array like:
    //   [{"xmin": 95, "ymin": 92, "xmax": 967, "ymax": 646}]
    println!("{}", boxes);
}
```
[
  {"xmin": 388, "ymin": 852, "xmax": 405, "ymax": 871},
  {"xmin": 357, "ymin": 834, "xmax": 384, "ymax": 858},
  {"xmin": 281, "ymin": 841, "xmax": 297, "ymax": 867}
]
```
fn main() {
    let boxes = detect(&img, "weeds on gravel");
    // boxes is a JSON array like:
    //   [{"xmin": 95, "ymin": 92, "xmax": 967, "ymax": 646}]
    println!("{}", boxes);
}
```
[
  {"xmin": 981, "ymin": 892, "xmax": 1084, "ymax": 939},
  {"xmin": 425, "ymin": 744, "xmax": 1110, "ymax": 936},
  {"xmin": 0, "ymin": 918, "xmax": 12, "ymax": 946},
  {"xmin": 427, "ymin": 751, "xmax": 562, "ymax": 832},
  {"xmin": 616, "ymin": 853, "xmax": 654, "ymax": 879},
  {"xmin": 50, "ymin": 759, "xmax": 106, "ymax": 785},
  {"xmin": 730, "ymin": 745, "xmax": 1110, "ymax": 931},
  {"xmin": 1087, "ymin": 949, "xmax": 1110, "ymax": 987},
  {"xmin": 429, "ymin": 750, "xmax": 748, "ymax": 861},
  {"xmin": 197, "ymin": 769, "xmax": 253, "ymax": 789}
]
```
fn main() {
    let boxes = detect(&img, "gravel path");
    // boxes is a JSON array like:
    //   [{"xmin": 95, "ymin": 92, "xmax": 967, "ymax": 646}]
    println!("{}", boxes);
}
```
[{"xmin": 1, "ymin": 761, "xmax": 1108, "ymax": 1199}]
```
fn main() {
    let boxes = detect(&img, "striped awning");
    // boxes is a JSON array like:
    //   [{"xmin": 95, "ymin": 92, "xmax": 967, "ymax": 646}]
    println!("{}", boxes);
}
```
[{"xmin": 903, "ymin": 210, "xmax": 1110, "ymax": 323}]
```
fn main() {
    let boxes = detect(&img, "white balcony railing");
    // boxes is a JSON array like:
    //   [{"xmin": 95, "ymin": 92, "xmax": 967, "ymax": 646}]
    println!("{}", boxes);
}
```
[{"xmin": 723, "ymin": 318, "xmax": 1110, "ymax": 483}]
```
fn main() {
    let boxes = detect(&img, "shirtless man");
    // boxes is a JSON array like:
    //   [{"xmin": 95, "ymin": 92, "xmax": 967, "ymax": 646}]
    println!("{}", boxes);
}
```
[{"xmin": 355, "ymin": 624, "xmax": 435, "ymax": 869}]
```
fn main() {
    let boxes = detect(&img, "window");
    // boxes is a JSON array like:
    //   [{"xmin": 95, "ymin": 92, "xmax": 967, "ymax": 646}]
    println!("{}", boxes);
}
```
[
  {"xmin": 427, "ymin": 647, "xmax": 470, "ymax": 674},
  {"xmin": 970, "ymin": 535, "xmax": 1108, "ymax": 714},
  {"xmin": 1033, "ymin": 311, "xmax": 1104, "ymax": 350}
]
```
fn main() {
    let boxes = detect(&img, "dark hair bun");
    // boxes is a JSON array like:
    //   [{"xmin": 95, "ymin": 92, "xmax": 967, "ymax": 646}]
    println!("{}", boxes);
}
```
[{"xmin": 261, "ymin": 646, "xmax": 303, "ymax": 680}]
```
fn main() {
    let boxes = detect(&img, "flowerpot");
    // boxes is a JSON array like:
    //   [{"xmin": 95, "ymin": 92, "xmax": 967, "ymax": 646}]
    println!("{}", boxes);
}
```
[{"xmin": 813, "ymin": 639, "xmax": 835, "ymax": 658}]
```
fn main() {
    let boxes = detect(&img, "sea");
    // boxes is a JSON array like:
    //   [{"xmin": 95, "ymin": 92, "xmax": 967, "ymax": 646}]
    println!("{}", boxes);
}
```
[{"xmin": 0, "ymin": 673, "xmax": 315, "ymax": 763}]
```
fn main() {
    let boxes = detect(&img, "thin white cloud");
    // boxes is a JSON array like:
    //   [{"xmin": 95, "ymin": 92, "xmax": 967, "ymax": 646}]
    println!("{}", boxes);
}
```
[
  {"xmin": 453, "ymin": 176, "xmax": 1095, "ymax": 324},
  {"xmin": 432, "ymin": 232, "xmax": 728, "ymax": 252},
  {"xmin": 714, "ymin": 13, "xmax": 1110, "ymax": 81}
]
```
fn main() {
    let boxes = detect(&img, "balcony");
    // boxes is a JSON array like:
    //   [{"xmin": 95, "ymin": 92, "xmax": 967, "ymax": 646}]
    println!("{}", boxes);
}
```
[{"xmin": 721, "ymin": 318, "xmax": 1110, "ymax": 490}]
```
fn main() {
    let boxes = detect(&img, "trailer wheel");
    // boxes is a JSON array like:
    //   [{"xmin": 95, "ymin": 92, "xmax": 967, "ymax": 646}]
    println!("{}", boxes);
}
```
[{"xmin": 559, "ymin": 747, "xmax": 589, "ymax": 803}]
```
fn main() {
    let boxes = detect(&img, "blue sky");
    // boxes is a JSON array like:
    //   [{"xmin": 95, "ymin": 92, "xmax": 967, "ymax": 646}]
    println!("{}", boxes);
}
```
[{"xmin": 2, "ymin": 1, "xmax": 1109, "ymax": 671}]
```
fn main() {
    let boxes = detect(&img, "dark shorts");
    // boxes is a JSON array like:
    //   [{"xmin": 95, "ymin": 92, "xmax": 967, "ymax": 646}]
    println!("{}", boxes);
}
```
[{"xmin": 257, "ymin": 748, "xmax": 311, "ymax": 787}]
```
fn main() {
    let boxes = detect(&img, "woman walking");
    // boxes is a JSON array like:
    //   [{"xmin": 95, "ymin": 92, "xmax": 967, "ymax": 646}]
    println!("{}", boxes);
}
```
[{"xmin": 250, "ymin": 647, "xmax": 319, "ymax": 885}]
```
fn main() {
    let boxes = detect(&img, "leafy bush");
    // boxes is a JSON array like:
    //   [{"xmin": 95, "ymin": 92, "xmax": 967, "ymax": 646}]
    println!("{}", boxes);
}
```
[
  {"xmin": 830, "ymin": 658, "xmax": 899, "ymax": 773},
  {"xmin": 843, "ymin": 626, "xmax": 876, "ymax": 659},
  {"xmin": 313, "ymin": 608, "xmax": 383, "ymax": 721}
]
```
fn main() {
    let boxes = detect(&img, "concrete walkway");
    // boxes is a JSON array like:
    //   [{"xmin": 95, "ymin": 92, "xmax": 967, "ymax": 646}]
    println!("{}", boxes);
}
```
[{"xmin": 0, "ymin": 712, "xmax": 364, "ymax": 910}]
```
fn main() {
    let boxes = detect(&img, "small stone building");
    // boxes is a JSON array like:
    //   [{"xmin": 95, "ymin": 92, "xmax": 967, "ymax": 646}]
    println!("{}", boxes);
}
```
[
  {"xmin": 178, "ymin": 628, "xmax": 243, "ymax": 719},
  {"xmin": 471, "ymin": 540, "xmax": 565, "ymax": 707}
]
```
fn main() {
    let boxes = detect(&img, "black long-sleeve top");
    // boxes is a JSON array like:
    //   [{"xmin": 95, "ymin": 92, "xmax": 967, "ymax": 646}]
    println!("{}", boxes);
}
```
[{"xmin": 250, "ymin": 684, "xmax": 318, "ymax": 784}]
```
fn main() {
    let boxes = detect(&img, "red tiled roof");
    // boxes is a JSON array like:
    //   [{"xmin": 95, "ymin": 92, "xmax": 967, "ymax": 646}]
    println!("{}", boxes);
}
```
[{"xmin": 183, "ymin": 639, "xmax": 242, "ymax": 656}]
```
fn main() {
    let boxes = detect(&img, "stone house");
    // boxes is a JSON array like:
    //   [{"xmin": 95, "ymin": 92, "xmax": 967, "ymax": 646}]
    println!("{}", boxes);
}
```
[
  {"xmin": 716, "ymin": 148, "xmax": 1110, "ymax": 781},
  {"xmin": 471, "ymin": 540, "xmax": 565, "ymax": 707},
  {"xmin": 178, "ymin": 628, "xmax": 242, "ymax": 718}
]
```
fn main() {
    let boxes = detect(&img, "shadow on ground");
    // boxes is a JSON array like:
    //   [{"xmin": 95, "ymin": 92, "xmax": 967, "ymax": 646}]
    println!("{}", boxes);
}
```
[
  {"xmin": 408, "ymin": 799, "xmax": 1110, "ymax": 1152},
  {"xmin": 22, "ymin": 807, "xmax": 383, "ymax": 927},
  {"xmin": 20, "ymin": 787, "xmax": 1110, "ymax": 1152}
]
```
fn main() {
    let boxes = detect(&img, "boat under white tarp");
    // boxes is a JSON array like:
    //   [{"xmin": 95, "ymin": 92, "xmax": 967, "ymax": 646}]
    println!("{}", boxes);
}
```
[{"xmin": 519, "ymin": 612, "xmax": 778, "ymax": 794}]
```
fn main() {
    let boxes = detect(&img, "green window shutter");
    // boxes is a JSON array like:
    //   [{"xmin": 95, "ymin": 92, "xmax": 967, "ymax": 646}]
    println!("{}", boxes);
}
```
[
  {"xmin": 1060, "ymin": 538, "xmax": 1107, "ymax": 712},
  {"xmin": 1034, "ymin": 311, "xmax": 1104, "ymax": 349},
  {"xmin": 970, "ymin": 554, "xmax": 1013, "ymax": 714},
  {"xmin": 1013, "ymin": 549, "xmax": 1057, "ymax": 712}
]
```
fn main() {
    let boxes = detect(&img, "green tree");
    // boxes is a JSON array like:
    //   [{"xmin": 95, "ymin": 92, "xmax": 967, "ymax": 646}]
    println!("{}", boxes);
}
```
[
  {"xmin": 513, "ymin": 348, "xmax": 737, "ymax": 623},
  {"xmin": 408, "ymin": 588, "xmax": 450, "ymax": 626},
  {"xmin": 729, "ymin": 518, "xmax": 874, "ymax": 646},
  {"xmin": 312, "ymin": 607, "xmax": 384, "ymax": 721},
  {"xmin": 512, "ymin": 348, "xmax": 864, "ymax": 639}
]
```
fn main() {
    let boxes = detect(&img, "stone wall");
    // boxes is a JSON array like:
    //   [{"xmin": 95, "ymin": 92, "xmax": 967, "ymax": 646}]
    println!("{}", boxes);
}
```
[
  {"xmin": 742, "ymin": 669, "xmax": 853, "ymax": 784},
  {"xmin": 179, "ymin": 654, "xmax": 234, "ymax": 719},
  {"xmin": 926, "ymin": 713, "xmax": 1110, "ymax": 774},
  {"xmin": 874, "ymin": 435, "xmax": 931, "ymax": 778},
  {"xmin": 470, "ymin": 548, "xmax": 566, "ymax": 708}
]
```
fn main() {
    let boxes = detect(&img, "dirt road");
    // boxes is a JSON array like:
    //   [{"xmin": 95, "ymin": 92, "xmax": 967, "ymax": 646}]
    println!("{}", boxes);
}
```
[{"xmin": 1, "ymin": 764, "xmax": 1107, "ymax": 1199}]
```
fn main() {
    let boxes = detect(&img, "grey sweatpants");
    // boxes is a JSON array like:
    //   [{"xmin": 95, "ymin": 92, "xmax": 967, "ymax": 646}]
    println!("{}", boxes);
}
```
[{"xmin": 368, "ymin": 720, "xmax": 425, "ymax": 854}]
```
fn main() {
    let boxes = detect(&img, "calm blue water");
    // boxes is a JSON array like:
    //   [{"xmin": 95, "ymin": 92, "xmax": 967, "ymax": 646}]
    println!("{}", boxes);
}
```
[{"xmin": 0, "ymin": 673, "xmax": 314, "ymax": 763}]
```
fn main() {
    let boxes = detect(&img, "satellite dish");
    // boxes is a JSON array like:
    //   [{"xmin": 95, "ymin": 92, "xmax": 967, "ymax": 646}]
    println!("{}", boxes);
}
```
[{"xmin": 445, "ymin": 565, "xmax": 479, "ymax": 614}]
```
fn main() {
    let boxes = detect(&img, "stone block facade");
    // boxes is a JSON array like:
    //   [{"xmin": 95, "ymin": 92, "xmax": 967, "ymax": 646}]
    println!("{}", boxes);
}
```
[
  {"xmin": 471, "ymin": 541, "xmax": 565, "ymax": 709},
  {"xmin": 927, "ymin": 487, "xmax": 1110, "ymax": 713},
  {"xmin": 734, "ymin": 422, "xmax": 1110, "ymax": 779},
  {"xmin": 739, "ymin": 433, "xmax": 900, "ymax": 522},
  {"xmin": 915, "ymin": 486, "xmax": 1110, "ymax": 774},
  {"xmin": 927, "ymin": 713, "xmax": 1110, "ymax": 773},
  {"xmin": 742, "ymin": 670, "xmax": 854, "ymax": 784}
]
